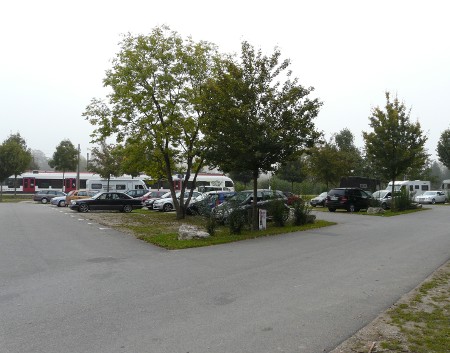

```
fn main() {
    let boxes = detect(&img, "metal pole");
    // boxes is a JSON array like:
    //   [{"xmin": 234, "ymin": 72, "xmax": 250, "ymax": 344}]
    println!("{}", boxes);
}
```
[{"xmin": 76, "ymin": 144, "xmax": 80, "ymax": 190}]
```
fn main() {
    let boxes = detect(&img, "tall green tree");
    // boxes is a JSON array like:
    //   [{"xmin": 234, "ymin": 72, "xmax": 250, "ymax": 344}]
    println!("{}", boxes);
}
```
[
  {"xmin": 276, "ymin": 157, "xmax": 307, "ymax": 192},
  {"xmin": 362, "ymin": 92, "xmax": 428, "ymax": 199},
  {"xmin": 88, "ymin": 141, "xmax": 123, "ymax": 191},
  {"xmin": 0, "ymin": 143, "xmax": 14, "ymax": 200},
  {"xmin": 307, "ymin": 141, "xmax": 347, "ymax": 189},
  {"xmin": 334, "ymin": 128, "xmax": 365, "ymax": 176},
  {"xmin": 84, "ymin": 26, "xmax": 220, "ymax": 219},
  {"xmin": 201, "ymin": 41, "xmax": 322, "ymax": 230},
  {"xmin": 0, "ymin": 133, "xmax": 32, "ymax": 196},
  {"xmin": 436, "ymin": 128, "xmax": 450, "ymax": 170},
  {"xmin": 228, "ymin": 170, "xmax": 253, "ymax": 189},
  {"xmin": 48, "ymin": 139, "xmax": 78, "ymax": 192}
]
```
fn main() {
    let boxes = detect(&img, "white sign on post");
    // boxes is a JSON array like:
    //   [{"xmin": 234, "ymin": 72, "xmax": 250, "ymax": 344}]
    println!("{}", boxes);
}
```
[{"xmin": 259, "ymin": 209, "xmax": 267, "ymax": 230}]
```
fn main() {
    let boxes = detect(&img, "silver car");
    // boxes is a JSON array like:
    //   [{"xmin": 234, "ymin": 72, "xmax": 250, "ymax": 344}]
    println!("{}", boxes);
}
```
[
  {"xmin": 371, "ymin": 190, "xmax": 392, "ymax": 209},
  {"xmin": 415, "ymin": 191, "xmax": 448, "ymax": 204},
  {"xmin": 153, "ymin": 191, "xmax": 203, "ymax": 212}
]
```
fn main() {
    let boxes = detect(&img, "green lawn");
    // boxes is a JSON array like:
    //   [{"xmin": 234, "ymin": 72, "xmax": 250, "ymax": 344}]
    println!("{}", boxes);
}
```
[{"xmin": 93, "ymin": 209, "xmax": 336, "ymax": 250}]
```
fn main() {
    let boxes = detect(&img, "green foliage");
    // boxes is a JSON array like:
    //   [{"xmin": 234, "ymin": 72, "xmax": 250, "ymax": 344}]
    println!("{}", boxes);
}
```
[
  {"xmin": 204, "ymin": 215, "xmax": 217, "ymax": 236},
  {"xmin": 84, "ymin": 25, "xmax": 220, "ymax": 219},
  {"xmin": 275, "ymin": 157, "xmax": 307, "ymax": 192},
  {"xmin": 48, "ymin": 139, "xmax": 78, "ymax": 173},
  {"xmin": 266, "ymin": 199, "xmax": 289, "ymax": 227},
  {"xmin": 436, "ymin": 128, "xmax": 450, "ymax": 170},
  {"xmin": 307, "ymin": 141, "xmax": 346, "ymax": 189},
  {"xmin": 227, "ymin": 209, "xmax": 250, "ymax": 235},
  {"xmin": 0, "ymin": 133, "xmax": 32, "ymax": 197},
  {"xmin": 201, "ymin": 41, "xmax": 322, "ymax": 229},
  {"xmin": 291, "ymin": 199, "xmax": 313, "ymax": 226},
  {"xmin": 391, "ymin": 188, "xmax": 413, "ymax": 211},
  {"xmin": 363, "ymin": 92, "xmax": 428, "ymax": 191},
  {"xmin": 88, "ymin": 141, "xmax": 123, "ymax": 186}
]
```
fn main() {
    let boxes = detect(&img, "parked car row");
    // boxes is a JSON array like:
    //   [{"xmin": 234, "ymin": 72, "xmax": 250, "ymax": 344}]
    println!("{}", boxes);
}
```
[{"xmin": 309, "ymin": 187, "xmax": 448, "ymax": 212}]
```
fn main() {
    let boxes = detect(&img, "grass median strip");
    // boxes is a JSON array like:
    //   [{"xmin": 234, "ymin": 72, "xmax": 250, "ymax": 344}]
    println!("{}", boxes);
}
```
[{"xmin": 85, "ymin": 209, "xmax": 336, "ymax": 249}]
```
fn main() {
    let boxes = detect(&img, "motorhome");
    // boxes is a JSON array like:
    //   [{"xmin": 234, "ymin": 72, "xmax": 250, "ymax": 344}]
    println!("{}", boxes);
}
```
[
  {"xmin": 385, "ymin": 180, "xmax": 430, "ymax": 197},
  {"xmin": 86, "ymin": 178, "xmax": 147, "ymax": 193}
]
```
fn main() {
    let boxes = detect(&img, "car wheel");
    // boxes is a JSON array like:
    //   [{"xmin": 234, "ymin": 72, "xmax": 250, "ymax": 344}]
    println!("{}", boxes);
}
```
[
  {"xmin": 381, "ymin": 202, "xmax": 387, "ymax": 210},
  {"xmin": 347, "ymin": 204, "xmax": 355, "ymax": 212},
  {"xmin": 123, "ymin": 204, "xmax": 132, "ymax": 213},
  {"xmin": 328, "ymin": 208, "xmax": 336, "ymax": 212},
  {"xmin": 163, "ymin": 203, "xmax": 173, "ymax": 212},
  {"xmin": 431, "ymin": 198, "xmax": 436, "ymax": 204},
  {"xmin": 41, "ymin": 198, "xmax": 48, "ymax": 204},
  {"xmin": 79, "ymin": 203, "xmax": 89, "ymax": 213},
  {"xmin": 58, "ymin": 200, "xmax": 65, "ymax": 207}
]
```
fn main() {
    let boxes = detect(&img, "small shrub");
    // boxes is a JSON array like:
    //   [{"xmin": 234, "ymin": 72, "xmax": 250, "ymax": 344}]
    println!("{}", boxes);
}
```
[
  {"xmin": 266, "ymin": 200, "xmax": 289, "ymax": 227},
  {"xmin": 291, "ymin": 199, "xmax": 312, "ymax": 226},
  {"xmin": 228, "ymin": 208, "xmax": 249, "ymax": 234},
  {"xmin": 392, "ymin": 189, "xmax": 413, "ymax": 211},
  {"xmin": 205, "ymin": 214, "xmax": 217, "ymax": 236}
]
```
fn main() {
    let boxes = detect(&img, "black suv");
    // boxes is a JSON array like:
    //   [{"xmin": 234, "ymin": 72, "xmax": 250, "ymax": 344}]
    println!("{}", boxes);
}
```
[{"xmin": 325, "ymin": 187, "xmax": 371, "ymax": 212}]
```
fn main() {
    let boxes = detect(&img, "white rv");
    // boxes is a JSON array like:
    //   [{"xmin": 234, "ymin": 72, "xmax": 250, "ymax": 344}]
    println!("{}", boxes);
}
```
[
  {"xmin": 386, "ymin": 180, "xmax": 430, "ymax": 197},
  {"xmin": 86, "ymin": 178, "xmax": 147, "ymax": 193}
]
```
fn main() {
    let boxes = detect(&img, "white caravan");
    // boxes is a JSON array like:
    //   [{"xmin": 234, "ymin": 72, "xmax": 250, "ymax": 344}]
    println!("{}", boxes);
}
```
[
  {"xmin": 86, "ymin": 178, "xmax": 147, "ymax": 193},
  {"xmin": 385, "ymin": 180, "xmax": 431, "ymax": 197}
]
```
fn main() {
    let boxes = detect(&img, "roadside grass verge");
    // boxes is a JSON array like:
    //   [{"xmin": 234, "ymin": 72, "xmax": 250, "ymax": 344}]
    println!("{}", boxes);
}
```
[
  {"xmin": 381, "ymin": 262, "xmax": 450, "ymax": 353},
  {"xmin": 91, "ymin": 209, "xmax": 336, "ymax": 249},
  {"xmin": 0, "ymin": 194, "xmax": 32, "ymax": 202}
]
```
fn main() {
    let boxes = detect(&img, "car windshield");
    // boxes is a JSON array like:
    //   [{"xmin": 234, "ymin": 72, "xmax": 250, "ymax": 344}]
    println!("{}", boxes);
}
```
[
  {"xmin": 227, "ymin": 191, "xmax": 253, "ymax": 203},
  {"xmin": 319, "ymin": 192, "xmax": 327, "ymax": 197},
  {"xmin": 373, "ymin": 191, "xmax": 389, "ymax": 198},
  {"xmin": 422, "ymin": 191, "xmax": 436, "ymax": 196}
]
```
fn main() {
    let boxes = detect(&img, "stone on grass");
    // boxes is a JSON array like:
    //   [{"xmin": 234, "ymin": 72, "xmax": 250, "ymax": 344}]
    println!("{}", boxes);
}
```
[
  {"xmin": 367, "ymin": 207, "xmax": 385, "ymax": 214},
  {"xmin": 178, "ymin": 224, "xmax": 210, "ymax": 240}
]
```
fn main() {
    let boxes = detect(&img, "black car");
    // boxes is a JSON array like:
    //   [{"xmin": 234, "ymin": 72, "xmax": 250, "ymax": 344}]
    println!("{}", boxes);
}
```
[
  {"xmin": 213, "ymin": 189, "xmax": 289, "ymax": 222},
  {"xmin": 125, "ymin": 189, "xmax": 149, "ymax": 199},
  {"xmin": 69, "ymin": 192, "xmax": 143, "ymax": 213},
  {"xmin": 325, "ymin": 187, "xmax": 371, "ymax": 212}
]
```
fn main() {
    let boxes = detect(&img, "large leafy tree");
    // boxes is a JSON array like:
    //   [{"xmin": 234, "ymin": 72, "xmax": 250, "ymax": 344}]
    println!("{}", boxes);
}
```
[
  {"xmin": 0, "ymin": 133, "xmax": 32, "ymax": 196},
  {"xmin": 436, "ymin": 128, "xmax": 450, "ymax": 169},
  {"xmin": 84, "ymin": 26, "xmax": 219, "ymax": 219},
  {"xmin": 88, "ymin": 141, "xmax": 123, "ymax": 191},
  {"xmin": 201, "ymin": 41, "xmax": 322, "ymax": 230},
  {"xmin": 307, "ymin": 141, "xmax": 348, "ymax": 190},
  {"xmin": 48, "ymin": 139, "xmax": 78, "ymax": 192},
  {"xmin": 0, "ymin": 143, "xmax": 14, "ymax": 200},
  {"xmin": 363, "ymin": 92, "xmax": 428, "ymax": 199},
  {"xmin": 276, "ymin": 157, "xmax": 307, "ymax": 192},
  {"xmin": 334, "ymin": 128, "xmax": 365, "ymax": 176}
]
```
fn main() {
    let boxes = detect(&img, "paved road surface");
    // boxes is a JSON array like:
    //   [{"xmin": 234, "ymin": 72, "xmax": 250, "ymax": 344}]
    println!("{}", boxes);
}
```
[{"xmin": 1, "ymin": 203, "xmax": 449, "ymax": 353}]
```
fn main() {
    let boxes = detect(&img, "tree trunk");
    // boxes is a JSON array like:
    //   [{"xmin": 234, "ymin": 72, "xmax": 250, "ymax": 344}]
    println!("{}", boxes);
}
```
[
  {"xmin": 391, "ymin": 177, "xmax": 396, "ymax": 210},
  {"xmin": 13, "ymin": 175, "xmax": 17, "ymax": 197},
  {"xmin": 252, "ymin": 170, "xmax": 259, "ymax": 231}
]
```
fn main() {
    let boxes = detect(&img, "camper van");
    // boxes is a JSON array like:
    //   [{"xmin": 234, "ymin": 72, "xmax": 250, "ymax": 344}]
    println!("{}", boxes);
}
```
[
  {"xmin": 386, "ymin": 180, "xmax": 430, "ymax": 197},
  {"xmin": 86, "ymin": 178, "xmax": 147, "ymax": 193}
]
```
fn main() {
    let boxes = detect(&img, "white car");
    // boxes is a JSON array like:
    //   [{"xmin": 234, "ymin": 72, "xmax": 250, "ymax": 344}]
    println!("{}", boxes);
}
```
[
  {"xmin": 153, "ymin": 191, "xmax": 204, "ymax": 212},
  {"xmin": 415, "ymin": 191, "xmax": 448, "ymax": 204}
]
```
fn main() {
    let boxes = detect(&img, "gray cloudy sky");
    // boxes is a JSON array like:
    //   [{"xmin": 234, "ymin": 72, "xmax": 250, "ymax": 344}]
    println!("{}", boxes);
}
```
[{"xmin": 1, "ymin": 0, "xmax": 449, "ymax": 161}]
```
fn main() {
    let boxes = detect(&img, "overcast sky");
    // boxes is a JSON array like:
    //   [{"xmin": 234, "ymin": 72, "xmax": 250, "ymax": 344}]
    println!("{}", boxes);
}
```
[{"xmin": 1, "ymin": 0, "xmax": 449, "ymax": 162}]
